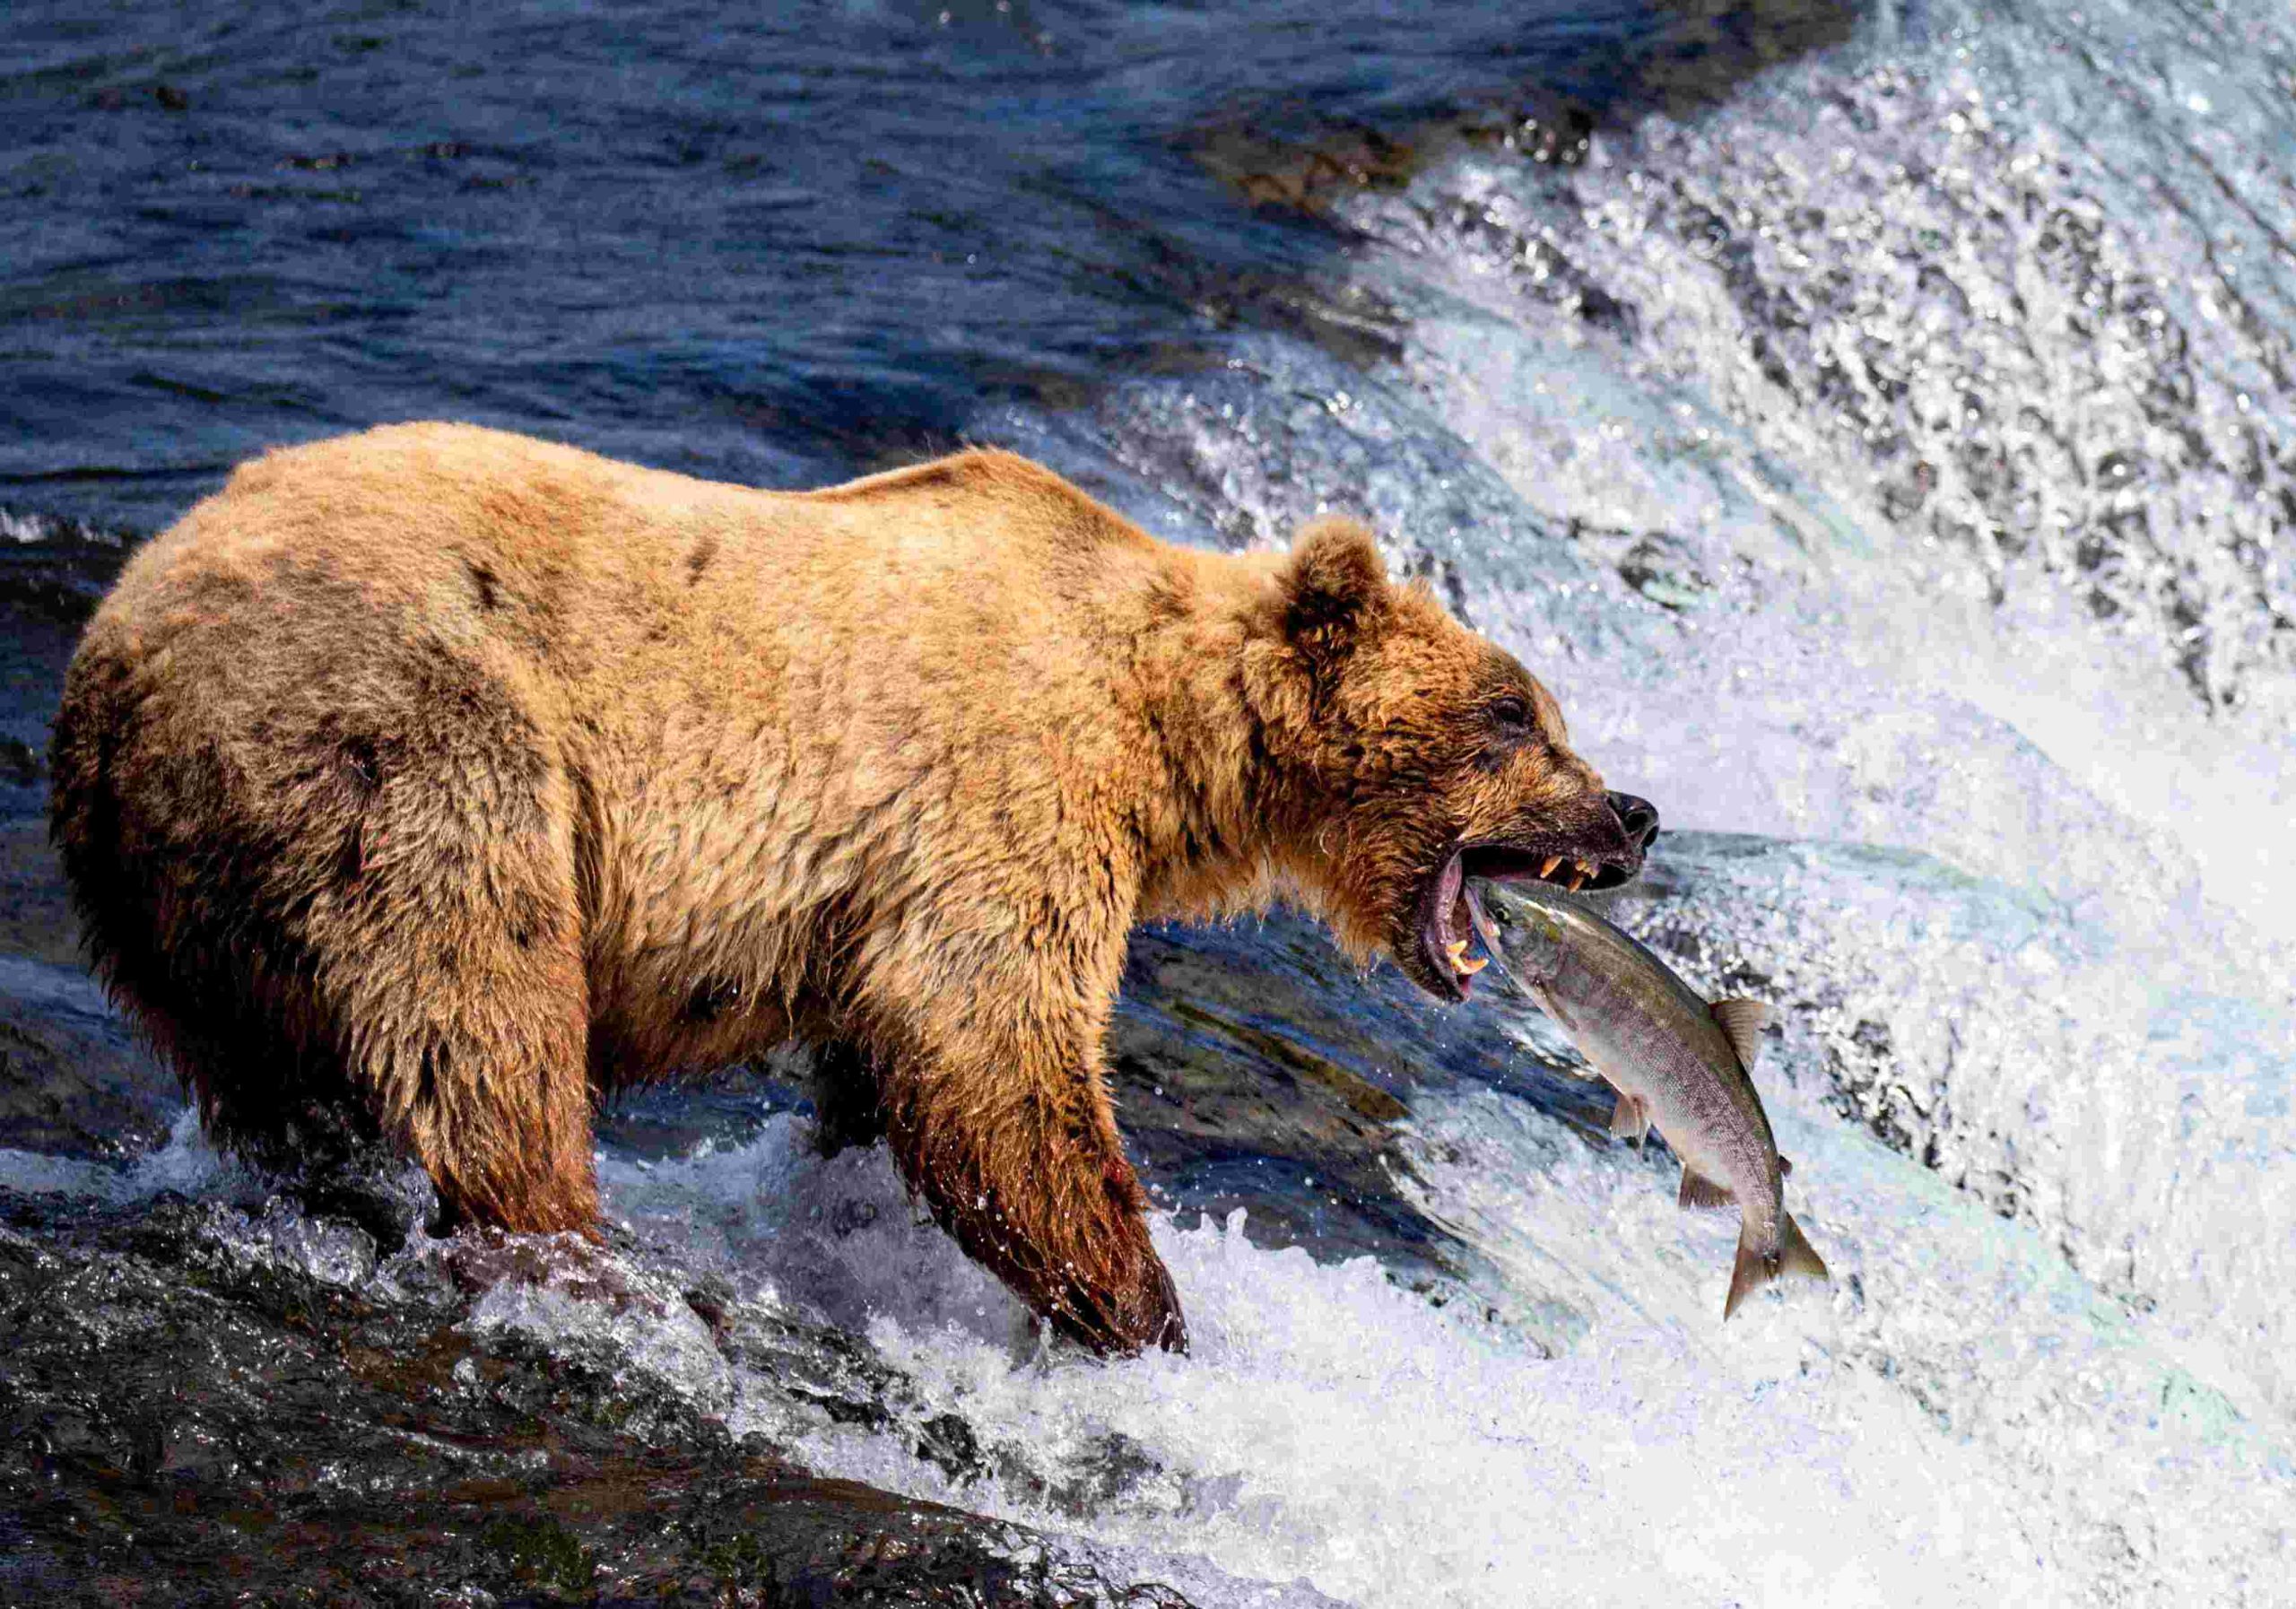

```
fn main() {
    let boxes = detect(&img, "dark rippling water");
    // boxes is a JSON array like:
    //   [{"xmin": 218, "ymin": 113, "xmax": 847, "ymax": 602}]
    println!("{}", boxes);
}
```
[{"xmin": 2, "ymin": 0, "xmax": 1841, "ymax": 525}]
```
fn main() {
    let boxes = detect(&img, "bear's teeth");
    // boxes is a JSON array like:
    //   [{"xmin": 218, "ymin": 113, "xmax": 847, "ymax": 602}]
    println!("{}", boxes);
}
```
[
  {"xmin": 1539, "ymin": 855, "xmax": 1564, "ymax": 878},
  {"xmin": 1566, "ymin": 872, "xmax": 1587, "ymax": 892},
  {"xmin": 1443, "ymin": 937, "xmax": 1488, "ymax": 975}
]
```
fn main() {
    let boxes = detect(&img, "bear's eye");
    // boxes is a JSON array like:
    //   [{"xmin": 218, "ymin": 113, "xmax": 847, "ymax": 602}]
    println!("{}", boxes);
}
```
[{"xmin": 1489, "ymin": 694, "xmax": 1533, "ymax": 731}]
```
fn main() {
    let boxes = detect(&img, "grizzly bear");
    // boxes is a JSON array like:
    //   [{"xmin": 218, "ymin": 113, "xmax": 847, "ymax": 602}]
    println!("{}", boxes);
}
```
[{"xmin": 48, "ymin": 423, "xmax": 1656, "ymax": 1354}]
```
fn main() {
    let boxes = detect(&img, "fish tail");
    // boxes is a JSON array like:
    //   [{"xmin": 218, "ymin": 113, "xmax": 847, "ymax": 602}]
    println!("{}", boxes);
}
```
[
  {"xmin": 1779, "ymin": 1212, "xmax": 1829, "ymax": 1284},
  {"xmin": 1723, "ymin": 1212, "xmax": 1831, "ymax": 1321}
]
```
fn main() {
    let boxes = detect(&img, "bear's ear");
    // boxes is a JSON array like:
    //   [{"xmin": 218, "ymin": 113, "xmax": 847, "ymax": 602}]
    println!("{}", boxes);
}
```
[{"xmin": 1277, "ymin": 517, "xmax": 1388, "ymax": 666}]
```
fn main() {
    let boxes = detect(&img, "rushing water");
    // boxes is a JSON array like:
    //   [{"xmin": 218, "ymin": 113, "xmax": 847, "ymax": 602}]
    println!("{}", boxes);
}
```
[{"xmin": 4, "ymin": 1, "xmax": 2293, "ymax": 1605}]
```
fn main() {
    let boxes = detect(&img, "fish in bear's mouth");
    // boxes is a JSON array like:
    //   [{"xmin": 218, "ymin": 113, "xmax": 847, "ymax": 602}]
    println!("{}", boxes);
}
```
[{"xmin": 1415, "ymin": 840, "xmax": 1641, "ymax": 1002}]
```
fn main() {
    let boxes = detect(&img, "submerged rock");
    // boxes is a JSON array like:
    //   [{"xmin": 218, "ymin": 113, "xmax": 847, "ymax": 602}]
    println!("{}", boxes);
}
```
[
  {"xmin": 1107, "ymin": 913, "xmax": 1605, "ymax": 1286},
  {"xmin": 0, "ymin": 822, "xmax": 177, "ymax": 1170}
]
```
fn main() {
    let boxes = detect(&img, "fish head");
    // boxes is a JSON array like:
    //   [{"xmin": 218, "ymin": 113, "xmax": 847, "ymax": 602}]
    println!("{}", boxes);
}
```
[
  {"xmin": 1457, "ymin": 878, "xmax": 1570, "ymax": 990},
  {"xmin": 1244, "ymin": 517, "xmax": 1657, "ymax": 1005}
]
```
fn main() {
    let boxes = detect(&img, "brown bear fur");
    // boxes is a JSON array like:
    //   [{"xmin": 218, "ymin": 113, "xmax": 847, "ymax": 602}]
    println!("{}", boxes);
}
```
[{"xmin": 48, "ymin": 422, "xmax": 1651, "ymax": 1354}]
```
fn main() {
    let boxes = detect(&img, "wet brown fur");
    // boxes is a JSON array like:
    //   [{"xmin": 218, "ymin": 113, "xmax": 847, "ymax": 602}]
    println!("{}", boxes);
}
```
[{"xmin": 49, "ymin": 422, "xmax": 1621, "ymax": 1353}]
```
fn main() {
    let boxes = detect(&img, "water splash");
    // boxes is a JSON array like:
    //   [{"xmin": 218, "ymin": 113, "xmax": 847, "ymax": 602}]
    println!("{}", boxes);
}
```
[{"xmin": 465, "ymin": 1087, "xmax": 2282, "ymax": 1608}]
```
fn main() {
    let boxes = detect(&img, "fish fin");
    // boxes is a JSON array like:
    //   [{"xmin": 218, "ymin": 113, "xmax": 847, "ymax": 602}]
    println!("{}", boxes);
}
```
[
  {"xmin": 1779, "ymin": 1212, "xmax": 1829, "ymax": 1283},
  {"xmin": 1608, "ymin": 1092, "xmax": 1648, "ymax": 1144},
  {"xmin": 1778, "ymin": 1154, "xmax": 1793, "ymax": 1178},
  {"xmin": 1709, "ymin": 998, "xmax": 1772, "ymax": 1074},
  {"xmin": 1722, "ymin": 1213, "xmax": 1830, "ymax": 1321},
  {"xmin": 1678, "ymin": 1167, "xmax": 1734, "ymax": 1212}
]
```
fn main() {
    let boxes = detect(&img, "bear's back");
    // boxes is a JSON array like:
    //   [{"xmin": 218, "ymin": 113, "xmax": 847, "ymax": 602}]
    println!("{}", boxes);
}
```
[{"xmin": 83, "ymin": 423, "xmax": 1200, "ymax": 726}]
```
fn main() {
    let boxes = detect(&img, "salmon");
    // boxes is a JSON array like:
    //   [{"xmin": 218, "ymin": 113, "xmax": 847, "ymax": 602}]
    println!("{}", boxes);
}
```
[{"xmin": 1465, "ymin": 880, "xmax": 1828, "ymax": 1319}]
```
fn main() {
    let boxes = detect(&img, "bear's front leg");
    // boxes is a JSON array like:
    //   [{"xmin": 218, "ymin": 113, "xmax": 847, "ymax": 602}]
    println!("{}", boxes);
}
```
[{"xmin": 875, "ymin": 988, "xmax": 1185, "ymax": 1357}]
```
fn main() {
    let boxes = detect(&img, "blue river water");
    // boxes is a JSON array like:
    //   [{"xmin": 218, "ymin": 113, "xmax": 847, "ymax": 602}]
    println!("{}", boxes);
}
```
[{"xmin": 2, "ymin": 0, "xmax": 1843, "ymax": 525}]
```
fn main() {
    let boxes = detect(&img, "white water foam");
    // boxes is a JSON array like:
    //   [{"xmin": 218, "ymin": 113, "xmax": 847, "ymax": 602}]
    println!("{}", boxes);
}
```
[
  {"xmin": 554, "ymin": 1093, "xmax": 2289, "ymax": 1609},
  {"xmin": 1333, "ymin": 0, "xmax": 2296, "ymax": 944}
]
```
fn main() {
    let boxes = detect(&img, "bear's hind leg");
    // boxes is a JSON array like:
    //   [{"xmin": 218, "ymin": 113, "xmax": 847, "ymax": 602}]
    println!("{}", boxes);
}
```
[
  {"xmin": 309, "ymin": 724, "xmax": 600, "ymax": 1237},
  {"xmin": 330, "ymin": 874, "xmax": 599, "ymax": 1236},
  {"xmin": 360, "ymin": 967, "xmax": 600, "ymax": 1237}
]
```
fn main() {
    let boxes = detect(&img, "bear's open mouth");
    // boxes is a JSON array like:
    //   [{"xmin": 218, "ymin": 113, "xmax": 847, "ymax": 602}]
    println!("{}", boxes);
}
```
[{"xmin": 1414, "ymin": 840, "xmax": 1638, "ymax": 1002}]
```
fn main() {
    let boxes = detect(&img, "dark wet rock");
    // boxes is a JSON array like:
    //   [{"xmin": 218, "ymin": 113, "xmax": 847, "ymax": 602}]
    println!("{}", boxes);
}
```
[
  {"xmin": 0, "ymin": 1190, "xmax": 1208, "ymax": 1608},
  {"xmin": 0, "ymin": 806, "xmax": 179, "ymax": 1162},
  {"xmin": 1182, "ymin": 0, "xmax": 1854, "ymax": 216},
  {"xmin": 0, "ymin": 814, "xmax": 84, "ymax": 970},
  {"xmin": 594, "ymin": 1056, "xmax": 813, "ymax": 1164},
  {"xmin": 1610, "ymin": 532, "xmax": 1715, "ymax": 612},
  {"xmin": 0, "ymin": 510, "xmax": 130, "ymax": 628},
  {"xmin": 0, "ymin": 515, "xmax": 128, "ymax": 807},
  {"xmin": 1106, "ymin": 910, "xmax": 1605, "ymax": 1283},
  {"xmin": 0, "ymin": 953, "xmax": 177, "ymax": 1161}
]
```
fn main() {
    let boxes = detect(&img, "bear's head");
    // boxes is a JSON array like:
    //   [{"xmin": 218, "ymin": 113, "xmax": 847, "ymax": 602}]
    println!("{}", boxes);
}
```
[{"xmin": 1247, "ymin": 517, "xmax": 1658, "ymax": 1003}]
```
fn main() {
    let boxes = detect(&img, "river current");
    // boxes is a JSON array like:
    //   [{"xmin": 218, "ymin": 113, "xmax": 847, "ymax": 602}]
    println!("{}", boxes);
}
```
[{"xmin": 3, "ymin": 1, "xmax": 2292, "ymax": 1604}]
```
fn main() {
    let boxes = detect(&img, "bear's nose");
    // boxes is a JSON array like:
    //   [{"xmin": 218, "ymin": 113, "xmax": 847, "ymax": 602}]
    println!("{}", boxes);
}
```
[{"xmin": 1606, "ymin": 791, "xmax": 1660, "ymax": 850}]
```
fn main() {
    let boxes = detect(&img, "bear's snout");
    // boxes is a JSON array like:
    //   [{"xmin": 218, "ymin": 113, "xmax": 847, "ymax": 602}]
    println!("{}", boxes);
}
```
[{"xmin": 1606, "ymin": 791, "xmax": 1660, "ymax": 853}]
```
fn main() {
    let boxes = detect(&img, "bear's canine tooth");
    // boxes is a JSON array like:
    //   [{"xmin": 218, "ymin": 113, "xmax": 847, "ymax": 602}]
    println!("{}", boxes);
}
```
[
  {"xmin": 1566, "ymin": 872, "xmax": 1587, "ymax": 892},
  {"xmin": 1442, "ymin": 937, "xmax": 1488, "ymax": 975},
  {"xmin": 1539, "ymin": 855, "xmax": 1564, "ymax": 878}
]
